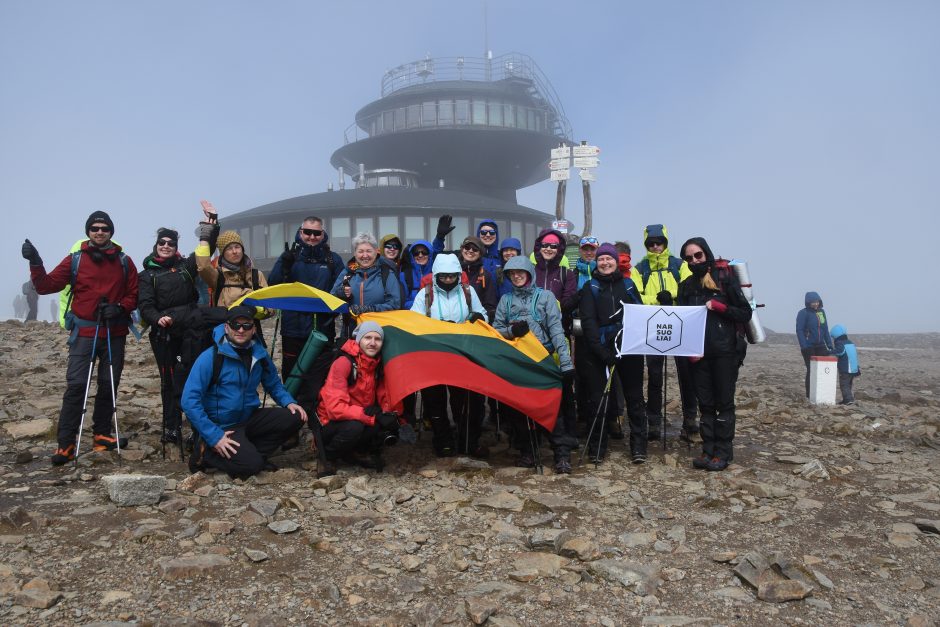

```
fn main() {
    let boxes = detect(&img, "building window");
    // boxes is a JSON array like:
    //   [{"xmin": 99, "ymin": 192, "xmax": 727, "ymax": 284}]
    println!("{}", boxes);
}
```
[
  {"xmin": 422, "ymin": 102, "xmax": 436, "ymax": 126},
  {"xmin": 394, "ymin": 107, "xmax": 405, "ymax": 131},
  {"xmin": 239, "ymin": 228, "xmax": 251, "ymax": 255},
  {"xmin": 450, "ymin": 216, "xmax": 468, "ymax": 249},
  {"xmin": 488, "ymin": 101, "xmax": 503, "ymax": 126},
  {"xmin": 455, "ymin": 100, "xmax": 469, "ymax": 125},
  {"xmin": 383, "ymin": 111, "xmax": 394, "ymax": 134},
  {"xmin": 525, "ymin": 223, "xmax": 537, "ymax": 252},
  {"xmin": 251, "ymin": 225, "xmax": 266, "ymax": 258},
  {"xmin": 472, "ymin": 100, "xmax": 486, "ymax": 125},
  {"xmin": 355, "ymin": 218, "xmax": 374, "ymax": 238},
  {"xmin": 331, "ymin": 217, "xmax": 351, "ymax": 254},
  {"xmin": 267, "ymin": 221, "xmax": 284, "ymax": 256},
  {"xmin": 378, "ymin": 216, "xmax": 398, "ymax": 238},
  {"xmin": 516, "ymin": 106, "xmax": 527, "ymax": 129},
  {"xmin": 404, "ymin": 216, "xmax": 425, "ymax": 241},
  {"xmin": 407, "ymin": 104, "xmax": 421, "ymax": 128},
  {"xmin": 503, "ymin": 104, "xmax": 515, "ymax": 128},
  {"xmin": 438, "ymin": 100, "xmax": 453, "ymax": 125},
  {"xmin": 511, "ymin": 220, "xmax": 522, "ymax": 240}
]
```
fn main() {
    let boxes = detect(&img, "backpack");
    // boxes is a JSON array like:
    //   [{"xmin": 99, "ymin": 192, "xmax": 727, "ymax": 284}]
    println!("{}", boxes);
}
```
[
  {"xmin": 178, "ymin": 306, "xmax": 230, "ymax": 368},
  {"xmin": 207, "ymin": 342, "xmax": 275, "ymax": 389},
  {"xmin": 589, "ymin": 278, "xmax": 642, "ymax": 305},
  {"xmin": 502, "ymin": 287, "xmax": 546, "ymax": 325},
  {"xmin": 711, "ymin": 258, "xmax": 750, "ymax": 342},
  {"xmin": 288, "ymin": 347, "xmax": 382, "ymax": 420},
  {"xmin": 63, "ymin": 249, "xmax": 131, "ymax": 330},
  {"xmin": 424, "ymin": 282, "xmax": 473, "ymax": 318},
  {"xmin": 635, "ymin": 256, "xmax": 682, "ymax": 287}
]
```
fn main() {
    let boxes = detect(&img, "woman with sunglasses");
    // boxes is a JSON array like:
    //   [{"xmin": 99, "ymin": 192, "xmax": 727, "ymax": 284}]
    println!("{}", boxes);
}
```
[
  {"xmin": 379, "ymin": 234, "xmax": 405, "ymax": 269},
  {"xmin": 138, "ymin": 228, "xmax": 202, "ymax": 444},
  {"xmin": 676, "ymin": 237, "xmax": 751, "ymax": 472},
  {"xmin": 533, "ymin": 229, "xmax": 578, "ymax": 317}
]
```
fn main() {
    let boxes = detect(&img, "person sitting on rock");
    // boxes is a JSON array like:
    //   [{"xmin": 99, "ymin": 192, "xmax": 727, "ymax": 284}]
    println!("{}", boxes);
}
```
[
  {"xmin": 181, "ymin": 306, "xmax": 307, "ymax": 478},
  {"xmin": 315, "ymin": 321, "xmax": 403, "ymax": 476}
]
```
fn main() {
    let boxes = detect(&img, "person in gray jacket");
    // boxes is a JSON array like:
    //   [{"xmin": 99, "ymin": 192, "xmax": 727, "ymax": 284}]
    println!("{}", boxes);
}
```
[{"xmin": 493, "ymin": 256, "xmax": 577, "ymax": 473}]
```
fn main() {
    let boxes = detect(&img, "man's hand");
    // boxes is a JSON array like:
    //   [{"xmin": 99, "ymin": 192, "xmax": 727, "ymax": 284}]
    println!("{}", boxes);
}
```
[
  {"xmin": 280, "ymin": 244, "xmax": 296, "ymax": 277},
  {"xmin": 213, "ymin": 430, "xmax": 240, "ymax": 459},
  {"xmin": 435, "ymin": 214, "xmax": 455, "ymax": 240},
  {"xmin": 656, "ymin": 290, "xmax": 673, "ymax": 306},
  {"xmin": 98, "ymin": 302, "xmax": 124, "ymax": 321},
  {"xmin": 157, "ymin": 316, "xmax": 173, "ymax": 328},
  {"xmin": 467, "ymin": 312, "xmax": 485, "ymax": 324},
  {"xmin": 22, "ymin": 239, "xmax": 42, "ymax": 266},
  {"xmin": 510, "ymin": 320, "xmax": 529, "ymax": 338},
  {"xmin": 287, "ymin": 403, "xmax": 307, "ymax": 423}
]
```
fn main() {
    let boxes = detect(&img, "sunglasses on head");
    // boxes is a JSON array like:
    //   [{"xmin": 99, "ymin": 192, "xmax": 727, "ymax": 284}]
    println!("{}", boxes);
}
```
[
  {"xmin": 301, "ymin": 228, "xmax": 323, "ymax": 236},
  {"xmin": 479, "ymin": 229, "xmax": 496, "ymax": 236},
  {"xmin": 462, "ymin": 244, "xmax": 480, "ymax": 252},
  {"xmin": 384, "ymin": 242, "xmax": 401, "ymax": 250},
  {"xmin": 580, "ymin": 236, "xmax": 599, "ymax": 247},
  {"xmin": 227, "ymin": 320, "xmax": 254, "ymax": 331},
  {"xmin": 412, "ymin": 248, "xmax": 429, "ymax": 257},
  {"xmin": 683, "ymin": 251, "xmax": 706, "ymax": 262},
  {"xmin": 540, "ymin": 243, "xmax": 560, "ymax": 250},
  {"xmin": 157, "ymin": 238, "xmax": 177, "ymax": 247},
  {"xmin": 89, "ymin": 225, "xmax": 111, "ymax": 233}
]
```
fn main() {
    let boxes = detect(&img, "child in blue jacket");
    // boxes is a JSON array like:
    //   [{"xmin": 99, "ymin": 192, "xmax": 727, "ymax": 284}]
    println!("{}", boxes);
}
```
[{"xmin": 830, "ymin": 324, "xmax": 860, "ymax": 405}]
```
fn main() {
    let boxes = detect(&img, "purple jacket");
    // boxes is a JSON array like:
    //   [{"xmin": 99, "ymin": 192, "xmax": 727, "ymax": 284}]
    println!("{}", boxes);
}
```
[{"xmin": 533, "ymin": 228, "xmax": 577, "ymax": 314}]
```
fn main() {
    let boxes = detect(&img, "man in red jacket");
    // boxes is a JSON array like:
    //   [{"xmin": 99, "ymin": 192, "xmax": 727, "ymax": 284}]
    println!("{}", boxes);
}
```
[{"xmin": 23, "ymin": 211, "xmax": 139, "ymax": 465}]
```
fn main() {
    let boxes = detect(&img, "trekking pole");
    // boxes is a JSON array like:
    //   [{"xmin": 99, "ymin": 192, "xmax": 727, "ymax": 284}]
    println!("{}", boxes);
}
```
[
  {"xmin": 662, "ymin": 356, "xmax": 668, "ymax": 451},
  {"xmin": 527, "ymin": 417, "xmax": 543, "ymax": 474},
  {"xmin": 105, "ymin": 318, "xmax": 123, "ymax": 463},
  {"xmin": 158, "ymin": 329, "xmax": 170, "ymax": 460},
  {"xmin": 578, "ymin": 363, "xmax": 616, "ymax": 467},
  {"xmin": 73, "ymin": 311, "xmax": 104, "ymax": 466}
]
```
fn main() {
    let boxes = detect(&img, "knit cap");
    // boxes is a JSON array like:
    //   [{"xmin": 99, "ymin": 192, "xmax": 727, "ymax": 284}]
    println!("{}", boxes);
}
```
[
  {"xmin": 354, "ymin": 321, "xmax": 384, "ymax": 341},
  {"xmin": 595, "ymin": 243, "xmax": 618, "ymax": 261},
  {"xmin": 85, "ymin": 211, "xmax": 115, "ymax": 235},
  {"xmin": 217, "ymin": 230, "xmax": 243, "ymax": 253}
]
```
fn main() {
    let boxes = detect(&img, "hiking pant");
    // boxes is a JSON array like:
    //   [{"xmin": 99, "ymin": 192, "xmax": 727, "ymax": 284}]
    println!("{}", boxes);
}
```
[
  {"xmin": 581, "ymin": 351, "xmax": 647, "ymax": 457},
  {"xmin": 449, "ymin": 388, "xmax": 485, "ymax": 454},
  {"xmin": 692, "ymin": 355, "xmax": 740, "ymax": 462},
  {"xmin": 507, "ymin": 382, "xmax": 577, "ymax": 460},
  {"xmin": 320, "ymin": 419, "xmax": 382, "ymax": 460},
  {"xmin": 195, "ymin": 408, "xmax": 303, "ymax": 479},
  {"xmin": 802, "ymin": 345, "xmax": 830, "ymax": 397},
  {"xmin": 838, "ymin": 372, "xmax": 856, "ymax": 403},
  {"xmin": 58, "ymin": 334, "xmax": 125, "ymax": 448},
  {"xmin": 646, "ymin": 355, "xmax": 700, "ymax": 430},
  {"xmin": 149, "ymin": 331, "xmax": 188, "ymax": 433}
]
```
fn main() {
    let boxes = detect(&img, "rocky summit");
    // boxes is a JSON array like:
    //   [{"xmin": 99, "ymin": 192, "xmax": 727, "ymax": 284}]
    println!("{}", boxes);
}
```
[{"xmin": 0, "ymin": 319, "xmax": 938, "ymax": 625}]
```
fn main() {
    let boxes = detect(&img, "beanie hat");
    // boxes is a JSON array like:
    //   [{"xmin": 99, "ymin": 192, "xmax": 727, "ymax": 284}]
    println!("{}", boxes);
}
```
[
  {"xmin": 461, "ymin": 236, "xmax": 484, "ymax": 252},
  {"xmin": 156, "ymin": 227, "xmax": 179, "ymax": 244},
  {"xmin": 85, "ymin": 211, "xmax": 115, "ymax": 236},
  {"xmin": 595, "ymin": 243, "xmax": 618, "ymax": 261},
  {"xmin": 354, "ymin": 320, "xmax": 384, "ymax": 341},
  {"xmin": 217, "ymin": 230, "xmax": 243, "ymax": 253},
  {"xmin": 541, "ymin": 233, "xmax": 562, "ymax": 245}
]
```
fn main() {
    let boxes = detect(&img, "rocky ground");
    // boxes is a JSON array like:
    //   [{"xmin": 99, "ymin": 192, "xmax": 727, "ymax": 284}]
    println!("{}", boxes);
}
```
[{"xmin": 0, "ymin": 319, "xmax": 938, "ymax": 626}]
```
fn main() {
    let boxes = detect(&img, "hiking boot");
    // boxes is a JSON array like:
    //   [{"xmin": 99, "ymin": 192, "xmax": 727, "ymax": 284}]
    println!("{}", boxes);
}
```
[
  {"xmin": 691, "ymin": 454, "xmax": 710, "ymax": 470},
  {"xmin": 93, "ymin": 434, "xmax": 128, "ymax": 452},
  {"xmin": 316, "ymin": 457, "xmax": 337, "ymax": 478},
  {"xmin": 515, "ymin": 454, "xmax": 535, "ymax": 469},
  {"xmin": 51, "ymin": 444, "xmax": 75, "ymax": 466},
  {"xmin": 554, "ymin": 457, "xmax": 572, "ymax": 474},
  {"xmin": 587, "ymin": 449, "xmax": 606, "ymax": 464},
  {"xmin": 608, "ymin": 419, "xmax": 625, "ymax": 440},
  {"xmin": 161, "ymin": 428, "xmax": 181, "ymax": 444},
  {"xmin": 468, "ymin": 445, "xmax": 490, "ymax": 459},
  {"xmin": 632, "ymin": 451, "xmax": 647, "ymax": 465},
  {"xmin": 705, "ymin": 456, "xmax": 729, "ymax": 472}
]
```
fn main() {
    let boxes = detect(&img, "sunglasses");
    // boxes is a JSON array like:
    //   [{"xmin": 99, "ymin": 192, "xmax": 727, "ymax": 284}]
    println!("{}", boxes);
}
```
[
  {"xmin": 412, "ymin": 249, "xmax": 429, "ymax": 257},
  {"xmin": 540, "ymin": 243, "xmax": 560, "ymax": 250},
  {"xmin": 157, "ymin": 238, "xmax": 177, "ymax": 247},
  {"xmin": 479, "ymin": 229, "xmax": 496, "ymax": 236},
  {"xmin": 227, "ymin": 321, "xmax": 254, "ymax": 331},
  {"xmin": 384, "ymin": 243, "xmax": 401, "ymax": 250},
  {"xmin": 462, "ymin": 245, "xmax": 480, "ymax": 253},
  {"xmin": 88, "ymin": 226, "xmax": 111, "ymax": 233},
  {"xmin": 301, "ymin": 228, "xmax": 323, "ymax": 236},
  {"xmin": 647, "ymin": 240, "xmax": 666, "ymax": 248},
  {"xmin": 683, "ymin": 251, "xmax": 706, "ymax": 262}
]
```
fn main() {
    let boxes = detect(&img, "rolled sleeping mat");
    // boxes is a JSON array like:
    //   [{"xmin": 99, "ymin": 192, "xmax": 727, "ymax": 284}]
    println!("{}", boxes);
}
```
[
  {"xmin": 284, "ymin": 328, "xmax": 330, "ymax": 396},
  {"xmin": 729, "ymin": 259, "xmax": 766, "ymax": 344}
]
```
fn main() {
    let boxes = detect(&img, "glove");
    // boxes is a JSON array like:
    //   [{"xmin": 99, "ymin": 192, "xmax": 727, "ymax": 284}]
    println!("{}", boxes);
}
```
[
  {"xmin": 364, "ymin": 404, "xmax": 380, "ymax": 416},
  {"xmin": 435, "ymin": 214, "xmax": 455, "ymax": 240},
  {"xmin": 510, "ymin": 320, "xmax": 529, "ymax": 338},
  {"xmin": 656, "ymin": 291, "xmax": 673, "ymax": 306},
  {"xmin": 467, "ymin": 312, "xmax": 485, "ymax": 324},
  {"xmin": 197, "ymin": 221, "xmax": 219, "ymax": 241},
  {"xmin": 280, "ymin": 246, "xmax": 296, "ymax": 276},
  {"xmin": 603, "ymin": 349, "xmax": 617, "ymax": 368},
  {"xmin": 22, "ymin": 239, "xmax": 42, "ymax": 266},
  {"xmin": 562, "ymin": 369, "xmax": 576, "ymax": 385},
  {"xmin": 376, "ymin": 412, "xmax": 399, "ymax": 431},
  {"xmin": 349, "ymin": 304, "xmax": 374, "ymax": 316},
  {"xmin": 98, "ymin": 303, "xmax": 124, "ymax": 321}
]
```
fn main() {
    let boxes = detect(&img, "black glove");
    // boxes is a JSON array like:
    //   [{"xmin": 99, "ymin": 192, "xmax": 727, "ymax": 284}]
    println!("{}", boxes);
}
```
[
  {"xmin": 510, "ymin": 320, "xmax": 529, "ymax": 338},
  {"xmin": 656, "ymin": 290, "xmax": 673, "ymax": 306},
  {"xmin": 22, "ymin": 239, "xmax": 42, "ymax": 266},
  {"xmin": 603, "ymin": 349, "xmax": 617, "ymax": 368},
  {"xmin": 280, "ymin": 245, "xmax": 296, "ymax": 277},
  {"xmin": 435, "ymin": 214, "xmax": 455, "ymax": 240},
  {"xmin": 349, "ymin": 304, "xmax": 373, "ymax": 316},
  {"xmin": 467, "ymin": 312, "xmax": 485, "ymax": 324},
  {"xmin": 197, "ymin": 222, "xmax": 219, "ymax": 241},
  {"xmin": 364, "ymin": 404, "xmax": 380, "ymax": 416},
  {"xmin": 98, "ymin": 302, "xmax": 125, "ymax": 321},
  {"xmin": 562, "ymin": 369, "xmax": 576, "ymax": 385},
  {"xmin": 376, "ymin": 412, "xmax": 399, "ymax": 431}
]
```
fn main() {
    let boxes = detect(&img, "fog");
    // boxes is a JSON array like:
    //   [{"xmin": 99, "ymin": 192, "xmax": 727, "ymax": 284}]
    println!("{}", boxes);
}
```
[{"xmin": 2, "ymin": 0, "xmax": 937, "ymax": 333}]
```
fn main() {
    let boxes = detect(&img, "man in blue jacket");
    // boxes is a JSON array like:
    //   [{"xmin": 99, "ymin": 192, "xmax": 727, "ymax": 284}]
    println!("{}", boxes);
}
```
[
  {"xmin": 269, "ymin": 217, "xmax": 344, "ymax": 377},
  {"xmin": 795, "ymin": 291, "xmax": 834, "ymax": 398},
  {"xmin": 182, "ymin": 306, "xmax": 307, "ymax": 478}
]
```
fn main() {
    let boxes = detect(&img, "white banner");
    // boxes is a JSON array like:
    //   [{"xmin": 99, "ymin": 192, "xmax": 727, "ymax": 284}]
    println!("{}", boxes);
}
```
[{"xmin": 617, "ymin": 305, "xmax": 707, "ymax": 357}]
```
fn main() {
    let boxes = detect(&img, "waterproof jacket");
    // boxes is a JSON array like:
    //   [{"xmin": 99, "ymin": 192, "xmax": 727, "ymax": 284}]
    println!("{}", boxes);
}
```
[
  {"xmin": 195, "ymin": 241, "xmax": 271, "ymax": 312},
  {"xmin": 268, "ymin": 230, "xmax": 343, "ymax": 338},
  {"xmin": 330, "ymin": 257, "xmax": 402, "ymax": 312},
  {"xmin": 460, "ymin": 257, "xmax": 498, "ymax": 321},
  {"xmin": 181, "ymin": 325, "xmax": 297, "ymax": 447},
  {"xmin": 575, "ymin": 257, "xmax": 596, "ymax": 290},
  {"xmin": 579, "ymin": 269, "xmax": 644, "ymax": 364},
  {"xmin": 635, "ymin": 225, "xmax": 691, "ymax": 304},
  {"xmin": 317, "ymin": 339, "xmax": 401, "ymax": 426},
  {"xmin": 138, "ymin": 252, "xmax": 200, "ymax": 336},
  {"xmin": 31, "ymin": 241, "xmax": 138, "ymax": 338},
  {"xmin": 532, "ymin": 228, "xmax": 578, "ymax": 315},
  {"xmin": 496, "ymin": 237, "xmax": 522, "ymax": 297},
  {"xmin": 831, "ymin": 326, "xmax": 859, "ymax": 374},
  {"xmin": 400, "ymin": 239, "xmax": 435, "ymax": 309},
  {"xmin": 493, "ymin": 256, "xmax": 572, "ymax": 371},
  {"xmin": 411, "ymin": 254, "xmax": 485, "ymax": 321},
  {"xmin": 795, "ymin": 291, "xmax": 833, "ymax": 350}
]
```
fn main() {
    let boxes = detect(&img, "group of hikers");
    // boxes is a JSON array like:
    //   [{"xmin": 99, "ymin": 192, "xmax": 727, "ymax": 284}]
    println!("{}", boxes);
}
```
[{"xmin": 23, "ymin": 203, "xmax": 768, "ymax": 479}]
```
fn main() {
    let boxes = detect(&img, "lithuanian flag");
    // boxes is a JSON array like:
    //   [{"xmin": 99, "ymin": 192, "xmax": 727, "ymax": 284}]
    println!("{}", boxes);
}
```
[{"xmin": 360, "ymin": 311, "xmax": 562, "ymax": 431}]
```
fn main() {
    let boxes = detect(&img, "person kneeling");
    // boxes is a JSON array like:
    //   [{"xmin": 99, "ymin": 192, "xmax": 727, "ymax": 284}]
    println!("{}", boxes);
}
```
[
  {"xmin": 316, "ymin": 321, "xmax": 403, "ymax": 476},
  {"xmin": 181, "ymin": 306, "xmax": 307, "ymax": 478}
]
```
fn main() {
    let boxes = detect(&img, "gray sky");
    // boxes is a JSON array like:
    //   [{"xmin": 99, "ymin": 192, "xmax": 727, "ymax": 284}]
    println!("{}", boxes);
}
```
[{"xmin": 2, "ymin": 0, "xmax": 938, "ymax": 333}]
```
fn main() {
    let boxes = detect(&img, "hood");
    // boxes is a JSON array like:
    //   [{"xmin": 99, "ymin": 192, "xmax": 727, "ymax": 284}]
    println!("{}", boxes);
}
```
[
  {"xmin": 830, "ymin": 324, "xmax": 846, "ymax": 339},
  {"xmin": 503, "ymin": 255, "xmax": 535, "ymax": 284},
  {"xmin": 643, "ymin": 224, "xmax": 669, "ymax": 245},
  {"xmin": 643, "ymin": 224, "xmax": 674, "ymax": 267},
  {"xmin": 499, "ymin": 237, "xmax": 522, "ymax": 254},
  {"xmin": 805, "ymin": 291, "xmax": 823, "ymax": 308},
  {"xmin": 476, "ymin": 219, "xmax": 500, "ymax": 256},
  {"xmin": 432, "ymin": 253, "xmax": 462, "ymax": 276},
  {"xmin": 533, "ymin": 228, "xmax": 566, "ymax": 267},
  {"xmin": 380, "ymin": 234, "xmax": 403, "ymax": 249},
  {"xmin": 406, "ymin": 239, "xmax": 433, "ymax": 267},
  {"xmin": 679, "ymin": 237, "xmax": 715, "ymax": 264}
]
